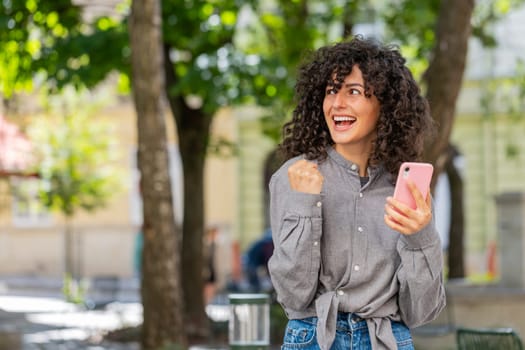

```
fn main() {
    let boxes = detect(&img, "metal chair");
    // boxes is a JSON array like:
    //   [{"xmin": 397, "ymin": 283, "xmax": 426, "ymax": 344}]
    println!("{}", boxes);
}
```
[{"xmin": 456, "ymin": 327, "xmax": 524, "ymax": 350}]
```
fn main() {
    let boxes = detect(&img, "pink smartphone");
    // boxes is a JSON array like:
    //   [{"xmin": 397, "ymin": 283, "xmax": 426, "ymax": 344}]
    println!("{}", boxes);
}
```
[{"xmin": 393, "ymin": 162, "xmax": 433, "ymax": 209}]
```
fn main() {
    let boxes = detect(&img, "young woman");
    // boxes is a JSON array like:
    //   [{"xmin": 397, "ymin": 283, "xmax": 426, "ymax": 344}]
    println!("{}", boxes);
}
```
[{"xmin": 268, "ymin": 36, "xmax": 446, "ymax": 350}]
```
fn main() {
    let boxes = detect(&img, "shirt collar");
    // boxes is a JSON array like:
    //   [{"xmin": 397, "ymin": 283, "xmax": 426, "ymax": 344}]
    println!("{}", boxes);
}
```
[{"xmin": 326, "ymin": 147, "xmax": 385, "ymax": 179}]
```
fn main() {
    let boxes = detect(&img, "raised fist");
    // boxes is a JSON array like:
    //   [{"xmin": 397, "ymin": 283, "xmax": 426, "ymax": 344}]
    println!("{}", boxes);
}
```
[{"xmin": 287, "ymin": 159, "xmax": 324, "ymax": 194}]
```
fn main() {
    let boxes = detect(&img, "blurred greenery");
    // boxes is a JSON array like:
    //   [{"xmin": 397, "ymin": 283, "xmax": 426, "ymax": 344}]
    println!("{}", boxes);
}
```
[
  {"xmin": 27, "ymin": 95, "xmax": 121, "ymax": 218},
  {"xmin": 62, "ymin": 272, "xmax": 87, "ymax": 304}
]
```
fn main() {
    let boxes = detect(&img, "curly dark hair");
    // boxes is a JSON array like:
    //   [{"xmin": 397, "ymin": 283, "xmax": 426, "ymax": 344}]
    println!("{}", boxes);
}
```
[{"xmin": 280, "ymin": 36, "xmax": 435, "ymax": 178}]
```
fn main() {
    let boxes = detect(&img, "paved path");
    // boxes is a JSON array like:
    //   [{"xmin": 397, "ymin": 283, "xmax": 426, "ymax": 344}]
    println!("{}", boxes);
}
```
[
  {"xmin": 0, "ymin": 276, "xmax": 235, "ymax": 350},
  {"xmin": 0, "ymin": 275, "xmax": 142, "ymax": 350},
  {"xmin": 0, "ymin": 295, "xmax": 141, "ymax": 350}
]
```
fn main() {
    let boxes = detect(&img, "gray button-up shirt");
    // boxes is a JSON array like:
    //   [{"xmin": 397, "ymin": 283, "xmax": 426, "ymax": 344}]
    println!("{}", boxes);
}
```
[{"xmin": 268, "ymin": 148, "xmax": 446, "ymax": 350}]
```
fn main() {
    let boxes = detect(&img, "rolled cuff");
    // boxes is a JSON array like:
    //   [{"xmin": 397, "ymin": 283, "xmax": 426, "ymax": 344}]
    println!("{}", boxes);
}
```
[{"xmin": 285, "ymin": 191, "xmax": 323, "ymax": 218}]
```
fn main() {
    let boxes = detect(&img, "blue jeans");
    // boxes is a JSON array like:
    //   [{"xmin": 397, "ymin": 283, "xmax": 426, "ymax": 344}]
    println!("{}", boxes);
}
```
[{"xmin": 281, "ymin": 313, "xmax": 414, "ymax": 350}]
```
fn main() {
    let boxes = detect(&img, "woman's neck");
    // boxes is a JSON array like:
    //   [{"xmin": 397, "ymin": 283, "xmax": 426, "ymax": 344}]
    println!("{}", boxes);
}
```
[{"xmin": 333, "ymin": 145, "xmax": 371, "ymax": 177}]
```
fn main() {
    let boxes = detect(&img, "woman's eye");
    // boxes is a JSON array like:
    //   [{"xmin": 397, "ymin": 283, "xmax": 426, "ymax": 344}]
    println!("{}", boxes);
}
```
[
  {"xmin": 350, "ymin": 88, "xmax": 361, "ymax": 95},
  {"xmin": 326, "ymin": 88, "xmax": 337, "ymax": 95}
]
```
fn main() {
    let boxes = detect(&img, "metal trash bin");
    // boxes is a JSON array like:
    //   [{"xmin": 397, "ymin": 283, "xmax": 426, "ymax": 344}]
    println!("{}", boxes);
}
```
[{"xmin": 228, "ymin": 293, "xmax": 270, "ymax": 350}]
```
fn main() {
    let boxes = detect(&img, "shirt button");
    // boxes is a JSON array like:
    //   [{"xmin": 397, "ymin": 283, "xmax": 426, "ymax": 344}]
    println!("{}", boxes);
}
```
[
  {"xmin": 313, "ymin": 241, "xmax": 319, "ymax": 246},
  {"xmin": 350, "ymin": 164, "xmax": 357, "ymax": 171},
  {"xmin": 358, "ymin": 227, "xmax": 363, "ymax": 232},
  {"xmin": 316, "ymin": 201, "xmax": 322, "ymax": 207},
  {"xmin": 354, "ymin": 265, "xmax": 360, "ymax": 271},
  {"xmin": 337, "ymin": 289, "xmax": 344, "ymax": 296},
  {"xmin": 359, "ymin": 193, "xmax": 363, "ymax": 198}
]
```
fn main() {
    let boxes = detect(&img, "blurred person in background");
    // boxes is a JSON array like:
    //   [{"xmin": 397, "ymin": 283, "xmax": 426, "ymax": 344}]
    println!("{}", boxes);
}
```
[{"xmin": 244, "ymin": 228, "xmax": 274, "ymax": 293}]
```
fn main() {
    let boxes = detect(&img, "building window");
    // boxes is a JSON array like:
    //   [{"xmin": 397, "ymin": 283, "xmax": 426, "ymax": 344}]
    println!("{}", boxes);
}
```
[{"xmin": 11, "ymin": 177, "xmax": 52, "ymax": 227}]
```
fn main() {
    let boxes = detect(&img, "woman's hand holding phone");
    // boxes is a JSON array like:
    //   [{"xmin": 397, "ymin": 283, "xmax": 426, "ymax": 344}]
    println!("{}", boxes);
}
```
[{"xmin": 384, "ymin": 162, "xmax": 433, "ymax": 235}]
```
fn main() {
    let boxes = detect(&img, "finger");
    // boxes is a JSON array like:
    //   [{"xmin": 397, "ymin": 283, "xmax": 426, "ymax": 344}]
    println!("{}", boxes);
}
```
[
  {"xmin": 384, "ymin": 203, "xmax": 405, "ymax": 224},
  {"xmin": 385, "ymin": 202, "xmax": 414, "ymax": 226},
  {"xmin": 384, "ymin": 213, "xmax": 412, "ymax": 235},
  {"xmin": 291, "ymin": 159, "xmax": 307, "ymax": 171},
  {"xmin": 290, "ymin": 160, "xmax": 316, "ymax": 172},
  {"xmin": 386, "ymin": 196, "xmax": 412, "ymax": 217},
  {"xmin": 384, "ymin": 210, "xmax": 422, "ymax": 235},
  {"xmin": 287, "ymin": 159, "xmax": 323, "ymax": 194},
  {"xmin": 425, "ymin": 191, "xmax": 432, "ymax": 207},
  {"xmin": 302, "ymin": 162, "xmax": 320, "ymax": 177},
  {"xmin": 407, "ymin": 180, "xmax": 428, "ymax": 210},
  {"xmin": 305, "ymin": 161, "xmax": 318, "ymax": 170},
  {"xmin": 385, "ymin": 198, "xmax": 429, "ymax": 234},
  {"xmin": 288, "ymin": 160, "xmax": 307, "ymax": 176}
]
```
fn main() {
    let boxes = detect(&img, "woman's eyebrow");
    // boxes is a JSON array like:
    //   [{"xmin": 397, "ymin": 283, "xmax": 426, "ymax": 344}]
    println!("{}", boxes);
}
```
[{"xmin": 344, "ymin": 82, "xmax": 364, "ymax": 88}]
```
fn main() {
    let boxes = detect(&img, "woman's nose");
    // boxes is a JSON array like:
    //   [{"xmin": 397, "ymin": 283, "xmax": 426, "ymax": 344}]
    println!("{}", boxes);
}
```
[{"xmin": 333, "ymin": 90, "xmax": 346, "ymax": 108}]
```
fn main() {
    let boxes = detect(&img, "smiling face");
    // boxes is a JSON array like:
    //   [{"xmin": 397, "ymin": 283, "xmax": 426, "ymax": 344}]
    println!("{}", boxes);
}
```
[{"xmin": 323, "ymin": 65, "xmax": 381, "ymax": 160}]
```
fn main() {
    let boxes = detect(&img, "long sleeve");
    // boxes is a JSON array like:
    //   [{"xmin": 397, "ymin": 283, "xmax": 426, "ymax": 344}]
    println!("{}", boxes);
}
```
[
  {"xmin": 267, "ymin": 168, "xmax": 323, "ymax": 311},
  {"xmin": 396, "ymin": 215, "xmax": 447, "ymax": 328}
]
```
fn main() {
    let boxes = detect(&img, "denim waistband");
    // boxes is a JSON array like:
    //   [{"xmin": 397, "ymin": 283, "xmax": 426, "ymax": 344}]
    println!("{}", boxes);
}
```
[
  {"xmin": 301, "ymin": 312, "xmax": 368, "ymax": 333},
  {"xmin": 336, "ymin": 312, "xmax": 367, "ymax": 332}
]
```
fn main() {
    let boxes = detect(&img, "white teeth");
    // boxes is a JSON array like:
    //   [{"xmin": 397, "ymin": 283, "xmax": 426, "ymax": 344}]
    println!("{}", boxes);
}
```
[{"xmin": 333, "ymin": 116, "xmax": 356, "ymax": 122}]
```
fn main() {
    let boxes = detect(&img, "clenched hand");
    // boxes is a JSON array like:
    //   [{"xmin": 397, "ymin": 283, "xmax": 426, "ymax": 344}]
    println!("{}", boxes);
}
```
[{"xmin": 288, "ymin": 159, "xmax": 324, "ymax": 194}]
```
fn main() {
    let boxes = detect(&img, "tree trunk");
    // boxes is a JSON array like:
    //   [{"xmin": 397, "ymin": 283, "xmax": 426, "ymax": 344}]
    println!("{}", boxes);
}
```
[
  {"xmin": 63, "ymin": 218, "xmax": 78, "ymax": 303},
  {"xmin": 179, "ymin": 102, "xmax": 212, "ymax": 339},
  {"xmin": 445, "ymin": 144, "xmax": 465, "ymax": 278},
  {"xmin": 163, "ymin": 45, "xmax": 213, "ymax": 339},
  {"xmin": 423, "ymin": 0, "xmax": 474, "ymax": 280},
  {"xmin": 423, "ymin": 0, "xmax": 474, "ymax": 185},
  {"xmin": 64, "ymin": 218, "xmax": 73, "ymax": 279},
  {"xmin": 129, "ymin": 1, "xmax": 186, "ymax": 348}
]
